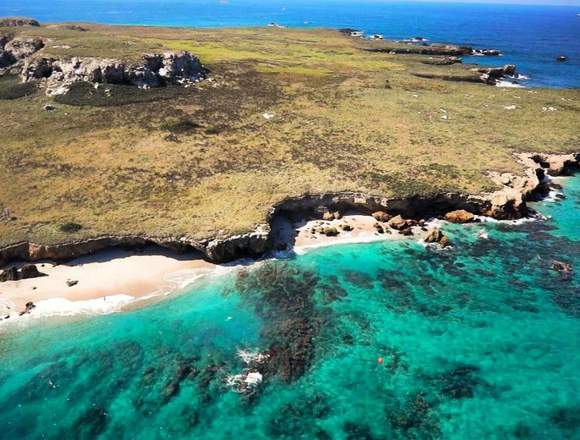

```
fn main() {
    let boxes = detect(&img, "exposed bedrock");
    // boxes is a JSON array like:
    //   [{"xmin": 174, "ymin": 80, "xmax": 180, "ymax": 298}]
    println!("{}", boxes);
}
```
[
  {"xmin": 20, "ymin": 51, "xmax": 207, "ymax": 94},
  {"xmin": 0, "ymin": 36, "xmax": 44, "ymax": 69},
  {"xmin": 0, "ymin": 17, "xmax": 40, "ymax": 27},
  {"xmin": 478, "ymin": 64, "xmax": 517, "ymax": 85},
  {"xmin": 365, "ymin": 44, "xmax": 473, "ymax": 56},
  {"xmin": 0, "ymin": 153, "xmax": 577, "ymax": 267}
]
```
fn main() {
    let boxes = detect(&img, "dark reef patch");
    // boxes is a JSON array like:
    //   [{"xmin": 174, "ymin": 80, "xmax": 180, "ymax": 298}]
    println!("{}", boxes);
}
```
[
  {"xmin": 387, "ymin": 392, "xmax": 440, "ymax": 439},
  {"xmin": 234, "ymin": 262, "xmax": 327, "ymax": 383}
]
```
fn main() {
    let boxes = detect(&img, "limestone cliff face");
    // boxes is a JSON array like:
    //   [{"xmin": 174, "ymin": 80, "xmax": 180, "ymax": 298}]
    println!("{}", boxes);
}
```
[
  {"xmin": 20, "ymin": 52, "xmax": 206, "ymax": 94},
  {"xmin": 0, "ymin": 154, "xmax": 576, "ymax": 267}
]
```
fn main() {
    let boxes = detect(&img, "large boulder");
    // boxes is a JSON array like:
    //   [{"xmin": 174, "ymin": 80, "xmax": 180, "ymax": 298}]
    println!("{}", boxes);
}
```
[
  {"xmin": 0, "ymin": 264, "xmax": 46, "ymax": 282},
  {"xmin": 20, "ymin": 264, "xmax": 47, "ymax": 279},
  {"xmin": 388, "ymin": 215, "xmax": 416, "ymax": 230},
  {"xmin": 444, "ymin": 209, "xmax": 475, "ymax": 224},
  {"xmin": 372, "ymin": 211, "xmax": 391, "ymax": 222},
  {"xmin": 0, "ymin": 267, "xmax": 19, "ymax": 282},
  {"xmin": 424, "ymin": 227, "xmax": 451, "ymax": 247}
]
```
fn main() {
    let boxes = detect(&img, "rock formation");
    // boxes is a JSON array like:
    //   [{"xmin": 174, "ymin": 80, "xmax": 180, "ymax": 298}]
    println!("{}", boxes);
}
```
[
  {"xmin": 0, "ymin": 17, "xmax": 40, "ymax": 27},
  {"xmin": 472, "ymin": 48, "xmax": 502, "ymax": 56},
  {"xmin": 21, "ymin": 52, "xmax": 206, "ymax": 94},
  {"xmin": 424, "ymin": 227, "xmax": 450, "ymax": 247},
  {"xmin": 478, "ymin": 64, "xmax": 517, "ymax": 85},
  {"xmin": 0, "ymin": 264, "xmax": 46, "ymax": 282},
  {"xmin": 0, "ymin": 35, "xmax": 44, "ymax": 69},
  {"xmin": 372, "ymin": 211, "xmax": 391, "ymax": 222},
  {"xmin": 444, "ymin": 209, "xmax": 475, "ymax": 224}
]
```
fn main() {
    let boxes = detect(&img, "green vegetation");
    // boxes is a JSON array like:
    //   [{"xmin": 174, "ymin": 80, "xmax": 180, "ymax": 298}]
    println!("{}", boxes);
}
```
[
  {"xmin": 0, "ymin": 23, "xmax": 578, "ymax": 247},
  {"xmin": 0, "ymin": 75, "xmax": 37, "ymax": 99}
]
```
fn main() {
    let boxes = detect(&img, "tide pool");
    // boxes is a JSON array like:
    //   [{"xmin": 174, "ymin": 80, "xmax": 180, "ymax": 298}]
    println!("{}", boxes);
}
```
[{"xmin": 0, "ymin": 176, "xmax": 579, "ymax": 439}]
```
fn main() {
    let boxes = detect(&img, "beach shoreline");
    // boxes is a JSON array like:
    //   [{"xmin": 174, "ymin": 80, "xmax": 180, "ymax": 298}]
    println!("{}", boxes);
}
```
[
  {"xmin": 0, "ymin": 169, "xmax": 575, "ymax": 327},
  {"xmin": 0, "ymin": 215, "xmax": 430, "ymax": 326},
  {"xmin": 0, "ymin": 248, "xmax": 220, "ymax": 325}
]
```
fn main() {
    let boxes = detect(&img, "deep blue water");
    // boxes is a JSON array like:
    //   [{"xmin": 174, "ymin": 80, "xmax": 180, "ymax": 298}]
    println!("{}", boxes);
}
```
[{"xmin": 0, "ymin": 0, "xmax": 579, "ymax": 88}]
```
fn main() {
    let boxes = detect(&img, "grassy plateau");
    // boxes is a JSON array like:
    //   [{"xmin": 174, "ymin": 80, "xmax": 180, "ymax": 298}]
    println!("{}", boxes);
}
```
[{"xmin": 0, "ymin": 23, "xmax": 579, "ymax": 246}]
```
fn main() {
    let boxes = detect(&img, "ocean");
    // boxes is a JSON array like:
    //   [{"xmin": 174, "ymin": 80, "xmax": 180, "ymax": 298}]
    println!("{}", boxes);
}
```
[
  {"xmin": 0, "ymin": 2, "xmax": 579, "ymax": 438},
  {"xmin": 0, "ymin": 0, "xmax": 579, "ymax": 88},
  {"xmin": 0, "ymin": 175, "xmax": 578, "ymax": 438}
]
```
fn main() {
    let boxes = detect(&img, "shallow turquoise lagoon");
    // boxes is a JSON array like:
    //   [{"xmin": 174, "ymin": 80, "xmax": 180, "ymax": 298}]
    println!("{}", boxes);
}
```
[{"xmin": 0, "ymin": 176, "xmax": 578, "ymax": 440}]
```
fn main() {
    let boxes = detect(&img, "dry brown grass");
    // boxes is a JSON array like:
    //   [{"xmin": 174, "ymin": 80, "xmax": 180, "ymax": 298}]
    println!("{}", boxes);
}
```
[{"xmin": 0, "ymin": 24, "xmax": 578, "ymax": 246}]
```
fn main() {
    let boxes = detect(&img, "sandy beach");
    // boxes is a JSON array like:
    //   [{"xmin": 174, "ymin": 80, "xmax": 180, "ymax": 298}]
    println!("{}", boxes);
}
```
[
  {"xmin": 291, "ymin": 214, "xmax": 428, "ymax": 253},
  {"xmin": 0, "ymin": 215, "xmax": 436, "ymax": 324},
  {"xmin": 0, "ymin": 248, "xmax": 218, "ymax": 323}
]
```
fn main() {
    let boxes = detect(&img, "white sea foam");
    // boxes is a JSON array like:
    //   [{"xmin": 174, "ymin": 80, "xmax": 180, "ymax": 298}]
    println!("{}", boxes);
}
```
[
  {"xmin": 0, "ymin": 294, "xmax": 136, "ymax": 328},
  {"xmin": 497, "ymin": 80, "xmax": 524, "ymax": 88},
  {"xmin": 238, "ymin": 349, "xmax": 269, "ymax": 365}
]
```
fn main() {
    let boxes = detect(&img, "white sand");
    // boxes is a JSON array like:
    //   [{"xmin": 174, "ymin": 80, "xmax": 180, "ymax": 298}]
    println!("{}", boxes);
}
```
[
  {"xmin": 0, "ymin": 214, "xmax": 442, "ymax": 324},
  {"xmin": 292, "ymin": 214, "xmax": 427, "ymax": 253},
  {"xmin": 0, "ymin": 248, "xmax": 217, "ymax": 323}
]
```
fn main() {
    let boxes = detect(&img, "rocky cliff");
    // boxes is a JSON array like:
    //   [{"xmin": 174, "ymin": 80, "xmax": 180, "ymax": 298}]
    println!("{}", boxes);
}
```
[{"xmin": 0, "ymin": 153, "xmax": 577, "ymax": 267}]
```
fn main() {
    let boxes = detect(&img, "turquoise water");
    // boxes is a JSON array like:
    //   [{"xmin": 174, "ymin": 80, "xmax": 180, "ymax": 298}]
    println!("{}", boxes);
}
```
[
  {"xmin": 0, "ymin": 176, "xmax": 579, "ymax": 439},
  {"xmin": 0, "ymin": 0, "xmax": 579, "ymax": 88}
]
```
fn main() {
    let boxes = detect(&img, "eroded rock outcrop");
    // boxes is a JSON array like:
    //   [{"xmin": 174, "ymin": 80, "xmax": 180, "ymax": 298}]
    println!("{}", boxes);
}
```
[
  {"xmin": 478, "ymin": 64, "xmax": 517, "ymax": 85},
  {"xmin": 0, "ymin": 35, "xmax": 44, "ymax": 69},
  {"xmin": 424, "ymin": 228, "xmax": 450, "ymax": 247},
  {"xmin": 21, "ymin": 52, "xmax": 206, "ymax": 94},
  {"xmin": 0, "ymin": 17, "xmax": 40, "ymax": 27}
]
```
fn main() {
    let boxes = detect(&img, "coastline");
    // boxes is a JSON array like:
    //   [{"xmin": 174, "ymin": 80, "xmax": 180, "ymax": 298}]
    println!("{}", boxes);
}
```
[
  {"xmin": 1, "ymin": 151, "xmax": 577, "ymax": 266},
  {"xmin": 0, "ymin": 152, "xmax": 577, "ymax": 327},
  {"xmin": 0, "ymin": 168, "xmax": 574, "ymax": 327}
]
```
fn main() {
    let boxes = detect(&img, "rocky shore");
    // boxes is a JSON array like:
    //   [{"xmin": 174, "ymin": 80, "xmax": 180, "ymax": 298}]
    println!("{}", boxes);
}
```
[{"xmin": 0, "ymin": 152, "xmax": 577, "ymax": 269}]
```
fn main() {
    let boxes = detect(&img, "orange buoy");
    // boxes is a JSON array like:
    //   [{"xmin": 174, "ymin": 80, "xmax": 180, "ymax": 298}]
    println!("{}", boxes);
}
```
[{"xmin": 377, "ymin": 357, "xmax": 384, "ymax": 364}]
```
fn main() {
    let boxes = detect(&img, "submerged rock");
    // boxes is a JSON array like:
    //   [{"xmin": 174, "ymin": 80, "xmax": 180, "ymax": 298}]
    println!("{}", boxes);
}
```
[{"xmin": 551, "ymin": 260, "xmax": 573, "ymax": 274}]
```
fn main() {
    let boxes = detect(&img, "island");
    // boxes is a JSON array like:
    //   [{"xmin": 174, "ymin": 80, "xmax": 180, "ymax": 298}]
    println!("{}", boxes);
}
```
[{"xmin": 0, "ymin": 19, "xmax": 578, "ymax": 267}]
